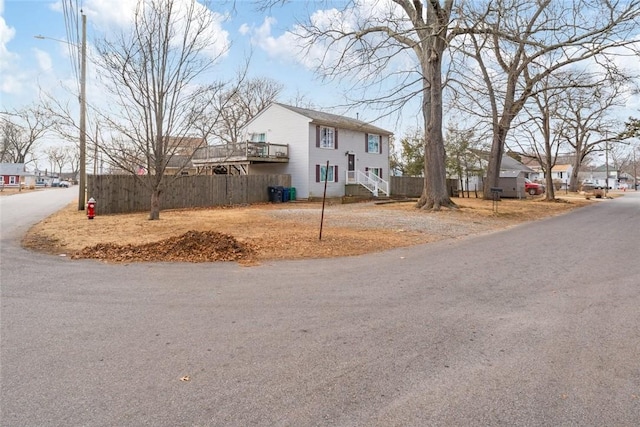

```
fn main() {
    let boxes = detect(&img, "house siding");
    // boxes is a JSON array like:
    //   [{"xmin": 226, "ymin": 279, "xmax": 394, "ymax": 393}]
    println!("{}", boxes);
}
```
[
  {"xmin": 309, "ymin": 124, "xmax": 344, "ymax": 198},
  {"xmin": 307, "ymin": 127, "xmax": 389, "ymax": 198},
  {"xmin": 359, "ymin": 132, "xmax": 389, "ymax": 178},
  {"xmin": 243, "ymin": 104, "xmax": 311, "ymax": 198},
  {"xmin": 551, "ymin": 165, "xmax": 573, "ymax": 189},
  {"xmin": 241, "ymin": 104, "xmax": 391, "ymax": 199},
  {"xmin": 0, "ymin": 163, "xmax": 26, "ymax": 187}
]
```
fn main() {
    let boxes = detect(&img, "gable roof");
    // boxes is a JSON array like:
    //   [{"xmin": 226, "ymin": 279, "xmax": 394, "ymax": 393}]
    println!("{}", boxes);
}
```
[
  {"xmin": 500, "ymin": 155, "xmax": 534, "ymax": 172},
  {"xmin": 0, "ymin": 163, "xmax": 26, "ymax": 175},
  {"xmin": 469, "ymin": 150, "xmax": 534, "ymax": 172},
  {"xmin": 274, "ymin": 103, "xmax": 393, "ymax": 136}
]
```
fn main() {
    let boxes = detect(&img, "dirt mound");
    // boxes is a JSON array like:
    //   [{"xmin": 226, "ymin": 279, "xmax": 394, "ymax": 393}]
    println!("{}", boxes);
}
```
[{"xmin": 72, "ymin": 230, "xmax": 256, "ymax": 263}]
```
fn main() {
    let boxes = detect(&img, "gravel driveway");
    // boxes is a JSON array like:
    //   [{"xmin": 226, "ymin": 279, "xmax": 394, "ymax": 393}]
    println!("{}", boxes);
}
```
[{"xmin": 266, "ymin": 200, "xmax": 511, "ymax": 239}]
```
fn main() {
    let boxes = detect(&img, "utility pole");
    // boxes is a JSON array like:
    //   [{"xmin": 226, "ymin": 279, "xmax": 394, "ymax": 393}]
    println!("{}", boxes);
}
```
[
  {"xmin": 94, "ymin": 122, "xmax": 98, "ymax": 176},
  {"xmin": 605, "ymin": 139, "xmax": 609, "ymax": 198},
  {"xmin": 634, "ymin": 147, "xmax": 638, "ymax": 191},
  {"xmin": 78, "ymin": 12, "xmax": 87, "ymax": 211}
]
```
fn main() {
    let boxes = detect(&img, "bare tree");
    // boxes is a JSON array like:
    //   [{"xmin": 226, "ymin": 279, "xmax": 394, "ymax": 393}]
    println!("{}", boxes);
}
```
[
  {"xmin": 509, "ymin": 72, "xmax": 575, "ymax": 200},
  {"xmin": 45, "ymin": 146, "xmax": 68, "ymax": 176},
  {"xmin": 285, "ymin": 90, "xmax": 316, "ymax": 109},
  {"xmin": 92, "ymin": 0, "xmax": 232, "ymax": 219},
  {"xmin": 1, "ymin": 120, "xmax": 19, "ymax": 162},
  {"xmin": 211, "ymin": 76, "xmax": 283, "ymax": 145},
  {"xmin": 263, "ymin": 0, "xmax": 458, "ymax": 210},
  {"xmin": 553, "ymin": 75, "xmax": 627, "ymax": 191},
  {"xmin": 452, "ymin": 0, "xmax": 640, "ymax": 198},
  {"xmin": 444, "ymin": 124, "xmax": 485, "ymax": 198},
  {"xmin": 0, "ymin": 106, "xmax": 52, "ymax": 164}
]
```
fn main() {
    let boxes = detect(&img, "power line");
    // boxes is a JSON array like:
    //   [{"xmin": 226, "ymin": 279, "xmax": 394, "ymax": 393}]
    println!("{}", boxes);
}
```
[{"xmin": 62, "ymin": 0, "xmax": 81, "ymax": 95}]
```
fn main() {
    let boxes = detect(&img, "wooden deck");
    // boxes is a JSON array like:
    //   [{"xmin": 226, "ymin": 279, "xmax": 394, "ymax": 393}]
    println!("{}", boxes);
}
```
[{"xmin": 192, "ymin": 142, "xmax": 289, "ymax": 167}]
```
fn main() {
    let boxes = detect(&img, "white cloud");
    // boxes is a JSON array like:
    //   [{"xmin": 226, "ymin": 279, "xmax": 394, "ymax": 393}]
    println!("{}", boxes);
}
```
[
  {"xmin": 72, "ymin": 0, "xmax": 231, "ymax": 61},
  {"xmin": 33, "ymin": 48, "xmax": 53, "ymax": 72},
  {"xmin": 51, "ymin": 0, "xmax": 138, "ymax": 28},
  {"xmin": 242, "ymin": 1, "xmax": 406, "ymax": 71},
  {"xmin": 0, "ymin": 72, "xmax": 21, "ymax": 95},
  {"xmin": 0, "ymin": 0, "xmax": 17, "ymax": 72},
  {"xmin": 248, "ymin": 17, "xmax": 300, "ymax": 60},
  {"xmin": 0, "ymin": 0, "xmax": 22, "ymax": 97},
  {"xmin": 240, "ymin": 15, "xmax": 324, "ymax": 69}
]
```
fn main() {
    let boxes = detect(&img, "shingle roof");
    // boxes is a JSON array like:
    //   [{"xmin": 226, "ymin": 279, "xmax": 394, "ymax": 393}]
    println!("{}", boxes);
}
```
[
  {"xmin": 274, "ymin": 103, "xmax": 393, "ymax": 135},
  {"xmin": 500, "ymin": 155, "xmax": 534, "ymax": 172},
  {"xmin": 0, "ymin": 163, "xmax": 26, "ymax": 175}
]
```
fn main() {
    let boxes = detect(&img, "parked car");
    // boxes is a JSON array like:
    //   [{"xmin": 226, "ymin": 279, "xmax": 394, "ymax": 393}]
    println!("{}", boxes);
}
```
[
  {"xmin": 58, "ymin": 181, "xmax": 71, "ymax": 188},
  {"xmin": 524, "ymin": 178, "xmax": 545, "ymax": 196}
]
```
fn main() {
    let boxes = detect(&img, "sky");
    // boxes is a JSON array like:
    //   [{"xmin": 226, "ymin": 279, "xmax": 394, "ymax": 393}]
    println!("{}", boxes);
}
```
[
  {"xmin": 1, "ymin": 0, "xmax": 639, "ymax": 163},
  {"xmin": 0, "ymin": 1, "xmax": 331, "ymax": 103},
  {"xmin": 1, "ymin": 0, "xmax": 410, "ymax": 138}
]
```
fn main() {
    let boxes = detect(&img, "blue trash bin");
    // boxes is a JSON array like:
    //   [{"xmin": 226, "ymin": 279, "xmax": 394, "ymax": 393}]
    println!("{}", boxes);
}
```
[{"xmin": 283, "ymin": 187, "xmax": 290, "ymax": 202}]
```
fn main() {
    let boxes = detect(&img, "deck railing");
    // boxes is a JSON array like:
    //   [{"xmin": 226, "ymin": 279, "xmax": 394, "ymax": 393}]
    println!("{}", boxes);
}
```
[{"xmin": 192, "ymin": 142, "xmax": 288, "ymax": 162}]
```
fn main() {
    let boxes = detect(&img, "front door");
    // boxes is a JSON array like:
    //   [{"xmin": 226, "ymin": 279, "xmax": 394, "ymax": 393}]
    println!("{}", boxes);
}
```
[{"xmin": 347, "ymin": 153, "xmax": 355, "ymax": 183}]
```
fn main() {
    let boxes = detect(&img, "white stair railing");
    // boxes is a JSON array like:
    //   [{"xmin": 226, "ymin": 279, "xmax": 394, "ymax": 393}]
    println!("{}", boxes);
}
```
[{"xmin": 346, "ymin": 170, "xmax": 389, "ymax": 196}]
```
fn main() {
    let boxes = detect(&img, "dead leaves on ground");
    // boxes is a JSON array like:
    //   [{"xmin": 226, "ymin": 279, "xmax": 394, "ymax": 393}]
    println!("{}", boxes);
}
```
[{"xmin": 72, "ymin": 230, "xmax": 256, "ymax": 263}]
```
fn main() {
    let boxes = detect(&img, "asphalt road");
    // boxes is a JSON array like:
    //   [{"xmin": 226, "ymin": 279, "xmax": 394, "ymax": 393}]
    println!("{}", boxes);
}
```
[{"xmin": 1, "ymin": 190, "xmax": 639, "ymax": 426}]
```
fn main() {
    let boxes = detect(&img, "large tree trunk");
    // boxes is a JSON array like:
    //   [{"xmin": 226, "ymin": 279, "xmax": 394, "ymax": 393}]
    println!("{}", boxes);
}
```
[
  {"xmin": 416, "ymin": 9, "xmax": 455, "ymax": 211},
  {"xmin": 569, "ymin": 153, "xmax": 582, "ymax": 192},
  {"xmin": 483, "ymin": 127, "xmax": 507, "ymax": 199},
  {"xmin": 418, "ymin": 115, "xmax": 453, "ymax": 210},
  {"xmin": 545, "ymin": 168, "xmax": 555, "ymax": 200}
]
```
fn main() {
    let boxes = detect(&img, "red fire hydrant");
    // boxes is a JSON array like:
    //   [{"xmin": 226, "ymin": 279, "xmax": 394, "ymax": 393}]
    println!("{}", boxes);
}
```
[{"xmin": 87, "ymin": 197, "xmax": 96, "ymax": 220}]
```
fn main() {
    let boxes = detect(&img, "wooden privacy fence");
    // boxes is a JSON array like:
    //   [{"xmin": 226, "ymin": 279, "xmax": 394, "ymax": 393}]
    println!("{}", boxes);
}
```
[
  {"xmin": 390, "ymin": 176, "xmax": 458, "ymax": 198},
  {"xmin": 87, "ymin": 174, "xmax": 291, "ymax": 215}
]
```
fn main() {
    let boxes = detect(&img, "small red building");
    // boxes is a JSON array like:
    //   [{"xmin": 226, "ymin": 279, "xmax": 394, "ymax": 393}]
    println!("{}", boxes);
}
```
[{"xmin": 0, "ymin": 163, "xmax": 26, "ymax": 188}]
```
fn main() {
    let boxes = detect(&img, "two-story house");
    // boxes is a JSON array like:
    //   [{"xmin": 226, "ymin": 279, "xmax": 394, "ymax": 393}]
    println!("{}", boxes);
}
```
[{"xmin": 193, "ymin": 103, "xmax": 393, "ymax": 199}]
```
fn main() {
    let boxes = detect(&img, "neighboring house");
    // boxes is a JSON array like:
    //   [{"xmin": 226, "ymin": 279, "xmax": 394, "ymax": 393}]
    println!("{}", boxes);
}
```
[
  {"xmin": 500, "ymin": 155, "xmax": 535, "ymax": 178},
  {"xmin": 0, "ymin": 163, "xmax": 27, "ymax": 188},
  {"xmin": 618, "ymin": 172, "xmax": 634, "ymax": 189},
  {"xmin": 455, "ymin": 153, "xmax": 534, "ymax": 193},
  {"xmin": 550, "ymin": 164, "xmax": 573, "ymax": 189},
  {"xmin": 578, "ymin": 164, "xmax": 622, "ymax": 189},
  {"xmin": 165, "ymin": 155, "xmax": 199, "ymax": 176},
  {"xmin": 167, "ymin": 136, "xmax": 206, "ymax": 156},
  {"xmin": 524, "ymin": 159, "xmax": 574, "ymax": 187},
  {"xmin": 165, "ymin": 137, "xmax": 206, "ymax": 175},
  {"xmin": 520, "ymin": 158, "xmax": 542, "ymax": 181},
  {"xmin": 192, "ymin": 103, "xmax": 393, "ymax": 199}
]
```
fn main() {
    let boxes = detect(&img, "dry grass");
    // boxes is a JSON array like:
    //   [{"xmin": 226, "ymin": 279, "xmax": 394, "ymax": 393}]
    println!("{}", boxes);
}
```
[
  {"xmin": 0, "ymin": 187, "xmax": 42, "ymax": 196},
  {"xmin": 22, "ymin": 194, "xmax": 594, "ymax": 263}
]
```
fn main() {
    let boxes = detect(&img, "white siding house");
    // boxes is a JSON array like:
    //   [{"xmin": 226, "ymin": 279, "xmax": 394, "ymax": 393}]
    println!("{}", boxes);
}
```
[
  {"xmin": 242, "ymin": 103, "xmax": 392, "ymax": 199},
  {"xmin": 550, "ymin": 164, "xmax": 573, "ymax": 189}
]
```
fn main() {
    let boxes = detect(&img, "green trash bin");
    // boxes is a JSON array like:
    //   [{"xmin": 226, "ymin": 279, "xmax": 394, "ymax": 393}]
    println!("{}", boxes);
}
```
[{"xmin": 290, "ymin": 187, "xmax": 296, "ymax": 201}]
